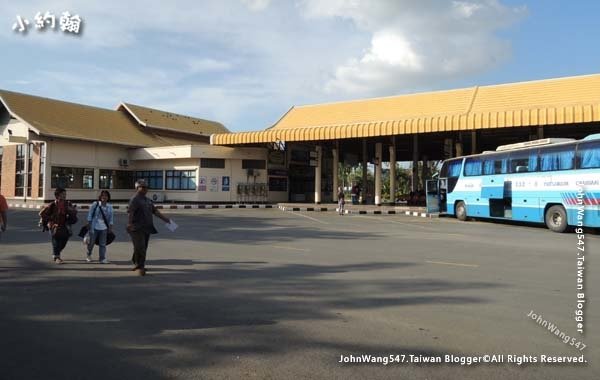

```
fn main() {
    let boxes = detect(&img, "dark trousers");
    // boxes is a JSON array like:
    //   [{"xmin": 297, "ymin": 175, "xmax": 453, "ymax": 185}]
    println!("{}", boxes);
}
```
[
  {"xmin": 52, "ymin": 236, "xmax": 69, "ymax": 258},
  {"xmin": 130, "ymin": 230, "xmax": 151, "ymax": 268}
]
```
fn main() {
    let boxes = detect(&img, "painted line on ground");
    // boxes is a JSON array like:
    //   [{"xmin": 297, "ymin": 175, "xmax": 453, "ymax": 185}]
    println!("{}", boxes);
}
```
[
  {"xmin": 288, "ymin": 211, "xmax": 329, "ymax": 224},
  {"xmin": 425, "ymin": 260, "xmax": 479, "ymax": 268},
  {"xmin": 359, "ymin": 215, "xmax": 433, "ymax": 230},
  {"xmin": 269, "ymin": 245, "xmax": 311, "ymax": 252}
]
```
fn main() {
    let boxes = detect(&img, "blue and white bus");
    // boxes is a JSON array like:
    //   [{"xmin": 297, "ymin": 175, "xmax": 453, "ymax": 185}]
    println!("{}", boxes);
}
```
[{"xmin": 426, "ymin": 134, "xmax": 600, "ymax": 232}]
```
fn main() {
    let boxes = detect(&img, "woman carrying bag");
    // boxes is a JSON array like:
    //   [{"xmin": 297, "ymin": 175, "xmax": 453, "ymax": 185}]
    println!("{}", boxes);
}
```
[
  {"xmin": 39, "ymin": 187, "xmax": 78, "ymax": 264},
  {"xmin": 85, "ymin": 190, "xmax": 114, "ymax": 263}
]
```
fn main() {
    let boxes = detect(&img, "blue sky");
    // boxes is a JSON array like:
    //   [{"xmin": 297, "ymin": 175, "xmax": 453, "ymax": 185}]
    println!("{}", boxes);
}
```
[{"xmin": 1, "ymin": 1, "xmax": 600, "ymax": 132}]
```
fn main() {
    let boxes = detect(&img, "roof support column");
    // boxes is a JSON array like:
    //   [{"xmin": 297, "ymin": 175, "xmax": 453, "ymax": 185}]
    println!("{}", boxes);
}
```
[
  {"xmin": 389, "ymin": 140, "xmax": 396, "ymax": 204},
  {"xmin": 332, "ymin": 142, "xmax": 339, "ymax": 202},
  {"xmin": 314, "ymin": 145, "xmax": 322, "ymax": 204},
  {"xmin": 421, "ymin": 155, "xmax": 428, "ymax": 191},
  {"xmin": 471, "ymin": 131, "xmax": 477, "ymax": 155},
  {"xmin": 412, "ymin": 135, "xmax": 419, "ymax": 192},
  {"xmin": 374, "ymin": 142, "xmax": 382, "ymax": 206},
  {"xmin": 362, "ymin": 139, "xmax": 367, "ymax": 204},
  {"xmin": 537, "ymin": 126, "xmax": 544, "ymax": 139}
]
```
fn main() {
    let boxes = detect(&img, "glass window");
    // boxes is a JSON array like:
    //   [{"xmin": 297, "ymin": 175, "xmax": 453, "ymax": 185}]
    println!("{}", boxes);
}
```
[
  {"xmin": 201, "ymin": 158, "xmax": 225, "ymax": 169},
  {"xmin": 135, "ymin": 170, "xmax": 164, "ymax": 190},
  {"xmin": 441, "ymin": 159, "xmax": 462, "ymax": 178},
  {"xmin": 242, "ymin": 160, "xmax": 266, "ymax": 170},
  {"xmin": 51, "ymin": 167, "xmax": 94, "ymax": 189},
  {"xmin": 464, "ymin": 158, "xmax": 483, "ymax": 176},
  {"xmin": 99, "ymin": 169, "xmax": 135, "ymax": 189},
  {"xmin": 166, "ymin": 170, "xmax": 196, "ymax": 190},
  {"xmin": 577, "ymin": 141, "xmax": 600, "ymax": 169},
  {"xmin": 27, "ymin": 143, "xmax": 34, "ymax": 196},
  {"xmin": 483, "ymin": 154, "xmax": 508, "ymax": 175},
  {"xmin": 510, "ymin": 149, "xmax": 538, "ymax": 173},
  {"xmin": 15, "ymin": 145, "xmax": 25, "ymax": 196},
  {"xmin": 539, "ymin": 145, "xmax": 575, "ymax": 171}
]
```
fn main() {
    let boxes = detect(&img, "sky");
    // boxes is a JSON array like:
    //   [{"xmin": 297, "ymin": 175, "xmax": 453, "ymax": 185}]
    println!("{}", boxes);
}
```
[{"xmin": 1, "ymin": 1, "xmax": 600, "ymax": 132}]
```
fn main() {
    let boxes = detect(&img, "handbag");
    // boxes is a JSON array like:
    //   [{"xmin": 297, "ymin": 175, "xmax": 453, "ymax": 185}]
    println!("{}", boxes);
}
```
[
  {"xmin": 79, "ymin": 202, "xmax": 99, "ymax": 238},
  {"xmin": 96, "ymin": 205, "xmax": 116, "ymax": 245},
  {"xmin": 78, "ymin": 225, "xmax": 89, "ymax": 238}
]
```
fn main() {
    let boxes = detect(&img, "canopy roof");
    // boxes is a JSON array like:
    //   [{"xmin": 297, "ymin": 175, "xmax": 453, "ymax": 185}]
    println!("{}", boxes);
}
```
[{"xmin": 211, "ymin": 73, "xmax": 600, "ymax": 145}]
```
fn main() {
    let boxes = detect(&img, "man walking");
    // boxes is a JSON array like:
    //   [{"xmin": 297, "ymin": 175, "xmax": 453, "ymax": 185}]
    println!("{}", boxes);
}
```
[{"xmin": 127, "ymin": 180, "xmax": 170, "ymax": 276}]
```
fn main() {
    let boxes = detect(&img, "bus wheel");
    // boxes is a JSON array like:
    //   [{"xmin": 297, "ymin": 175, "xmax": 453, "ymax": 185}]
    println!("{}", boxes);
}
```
[
  {"xmin": 455, "ymin": 201, "xmax": 467, "ymax": 221},
  {"xmin": 545, "ymin": 205, "xmax": 568, "ymax": 233}
]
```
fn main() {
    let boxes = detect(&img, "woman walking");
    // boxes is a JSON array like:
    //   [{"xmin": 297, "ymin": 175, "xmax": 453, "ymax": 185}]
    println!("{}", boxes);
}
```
[
  {"xmin": 86, "ymin": 190, "xmax": 114, "ymax": 263},
  {"xmin": 337, "ymin": 186, "xmax": 345, "ymax": 215},
  {"xmin": 39, "ymin": 187, "xmax": 78, "ymax": 264}
]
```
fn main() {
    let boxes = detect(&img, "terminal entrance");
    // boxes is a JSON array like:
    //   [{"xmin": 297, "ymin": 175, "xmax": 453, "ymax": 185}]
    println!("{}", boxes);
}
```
[{"xmin": 288, "ymin": 164, "xmax": 315, "ymax": 202}]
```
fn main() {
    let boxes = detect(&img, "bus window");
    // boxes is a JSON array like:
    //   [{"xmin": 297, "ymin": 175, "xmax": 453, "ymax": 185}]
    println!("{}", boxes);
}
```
[
  {"xmin": 441, "ymin": 159, "xmax": 462, "ymax": 178},
  {"xmin": 540, "ymin": 145, "xmax": 575, "ymax": 171},
  {"xmin": 464, "ymin": 157, "xmax": 483, "ymax": 176},
  {"xmin": 577, "ymin": 141, "xmax": 600, "ymax": 169},
  {"xmin": 483, "ymin": 154, "xmax": 508, "ymax": 175},
  {"xmin": 509, "ymin": 149, "xmax": 538, "ymax": 173},
  {"xmin": 448, "ymin": 160, "xmax": 462, "ymax": 177}
]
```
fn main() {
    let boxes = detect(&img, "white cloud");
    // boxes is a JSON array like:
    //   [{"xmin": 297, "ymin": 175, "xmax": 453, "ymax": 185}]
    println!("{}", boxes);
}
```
[
  {"xmin": 241, "ymin": 0, "xmax": 271, "ymax": 11},
  {"xmin": 0, "ymin": 0, "xmax": 526, "ymax": 131},
  {"xmin": 187, "ymin": 58, "xmax": 233, "ymax": 73},
  {"xmin": 303, "ymin": 0, "xmax": 526, "ymax": 96}
]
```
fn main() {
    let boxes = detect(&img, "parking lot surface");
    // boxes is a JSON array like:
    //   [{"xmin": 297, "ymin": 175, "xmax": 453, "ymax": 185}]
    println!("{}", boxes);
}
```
[{"xmin": 0, "ymin": 208, "xmax": 598, "ymax": 379}]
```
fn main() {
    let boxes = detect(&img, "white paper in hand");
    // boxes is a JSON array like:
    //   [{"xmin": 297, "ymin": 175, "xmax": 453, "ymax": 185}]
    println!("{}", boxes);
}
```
[{"xmin": 165, "ymin": 219, "xmax": 178, "ymax": 232}]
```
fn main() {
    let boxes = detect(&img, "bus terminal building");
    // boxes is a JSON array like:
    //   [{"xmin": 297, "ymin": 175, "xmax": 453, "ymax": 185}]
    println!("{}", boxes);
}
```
[{"xmin": 2, "ymin": 73, "xmax": 600, "ymax": 205}]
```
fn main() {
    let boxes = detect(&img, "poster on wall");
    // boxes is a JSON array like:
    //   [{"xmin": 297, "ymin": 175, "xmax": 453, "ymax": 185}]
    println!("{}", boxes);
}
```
[
  {"xmin": 198, "ymin": 176, "xmax": 207, "ymax": 191},
  {"xmin": 209, "ymin": 176, "xmax": 219, "ymax": 192},
  {"xmin": 222, "ymin": 176, "xmax": 230, "ymax": 191}
]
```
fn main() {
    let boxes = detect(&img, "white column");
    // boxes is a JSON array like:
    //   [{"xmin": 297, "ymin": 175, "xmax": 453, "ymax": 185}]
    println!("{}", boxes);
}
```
[
  {"xmin": 332, "ymin": 145, "xmax": 339, "ymax": 202},
  {"xmin": 389, "ymin": 144, "xmax": 396, "ymax": 204},
  {"xmin": 537, "ymin": 126, "xmax": 544, "ymax": 139},
  {"xmin": 374, "ymin": 142, "xmax": 382, "ymax": 205},
  {"xmin": 314, "ymin": 145, "xmax": 322, "ymax": 204},
  {"xmin": 471, "ymin": 131, "xmax": 477, "ymax": 155},
  {"xmin": 23, "ymin": 143, "xmax": 29, "ymax": 200}
]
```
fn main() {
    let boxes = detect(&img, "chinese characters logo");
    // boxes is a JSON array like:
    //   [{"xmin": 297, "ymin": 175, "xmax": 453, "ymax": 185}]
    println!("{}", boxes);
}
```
[{"xmin": 12, "ymin": 11, "xmax": 83, "ymax": 34}]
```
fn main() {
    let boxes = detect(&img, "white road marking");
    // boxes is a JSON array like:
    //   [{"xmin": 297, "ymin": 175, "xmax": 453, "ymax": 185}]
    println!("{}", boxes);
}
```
[
  {"xmin": 360, "ymin": 215, "xmax": 432, "ymax": 229},
  {"xmin": 288, "ymin": 211, "xmax": 329, "ymax": 224},
  {"xmin": 269, "ymin": 245, "xmax": 311, "ymax": 252},
  {"xmin": 425, "ymin": 260, "xmax": 479, "ymax": 268}
]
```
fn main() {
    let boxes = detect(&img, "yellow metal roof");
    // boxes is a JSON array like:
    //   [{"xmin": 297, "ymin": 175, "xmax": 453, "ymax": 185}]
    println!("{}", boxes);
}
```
[
  {"xmin": 211, "ymin": 73, "xmax": 600, "ymax": 145},
  {"xmin": 121, "ymin": 103, "xmax": 229, "ymax": 136},
  {"xmin": 0, "ymin": 90, "xmax": 208, "ymax": 147}
]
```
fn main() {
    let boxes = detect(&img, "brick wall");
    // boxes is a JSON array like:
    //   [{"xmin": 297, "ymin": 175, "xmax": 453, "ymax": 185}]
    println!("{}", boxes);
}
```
[{"xmin": 1, "ymin": 145, "xmax": 16, "ymax": 197}]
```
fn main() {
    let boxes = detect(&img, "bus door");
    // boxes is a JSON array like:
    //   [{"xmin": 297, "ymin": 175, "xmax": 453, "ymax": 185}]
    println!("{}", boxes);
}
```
[
  {"xmin": 426, "ymin": 179, "xmax": 440, "ymax": 213},
  {"xmin": 481, "ymin": 176, "xmax": 512, "ymax": 218}
]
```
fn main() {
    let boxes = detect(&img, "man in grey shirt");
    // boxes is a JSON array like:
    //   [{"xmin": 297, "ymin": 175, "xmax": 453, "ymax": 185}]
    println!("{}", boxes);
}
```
[{"xmin": 127, "ymin": 180, "xmax": 170, "ymax": 276}]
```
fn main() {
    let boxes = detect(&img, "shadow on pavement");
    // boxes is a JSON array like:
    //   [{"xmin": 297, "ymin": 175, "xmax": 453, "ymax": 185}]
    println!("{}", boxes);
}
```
[{"xmin": 0, "ymin": 253, "xmax": 505, "ymax": 380}]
